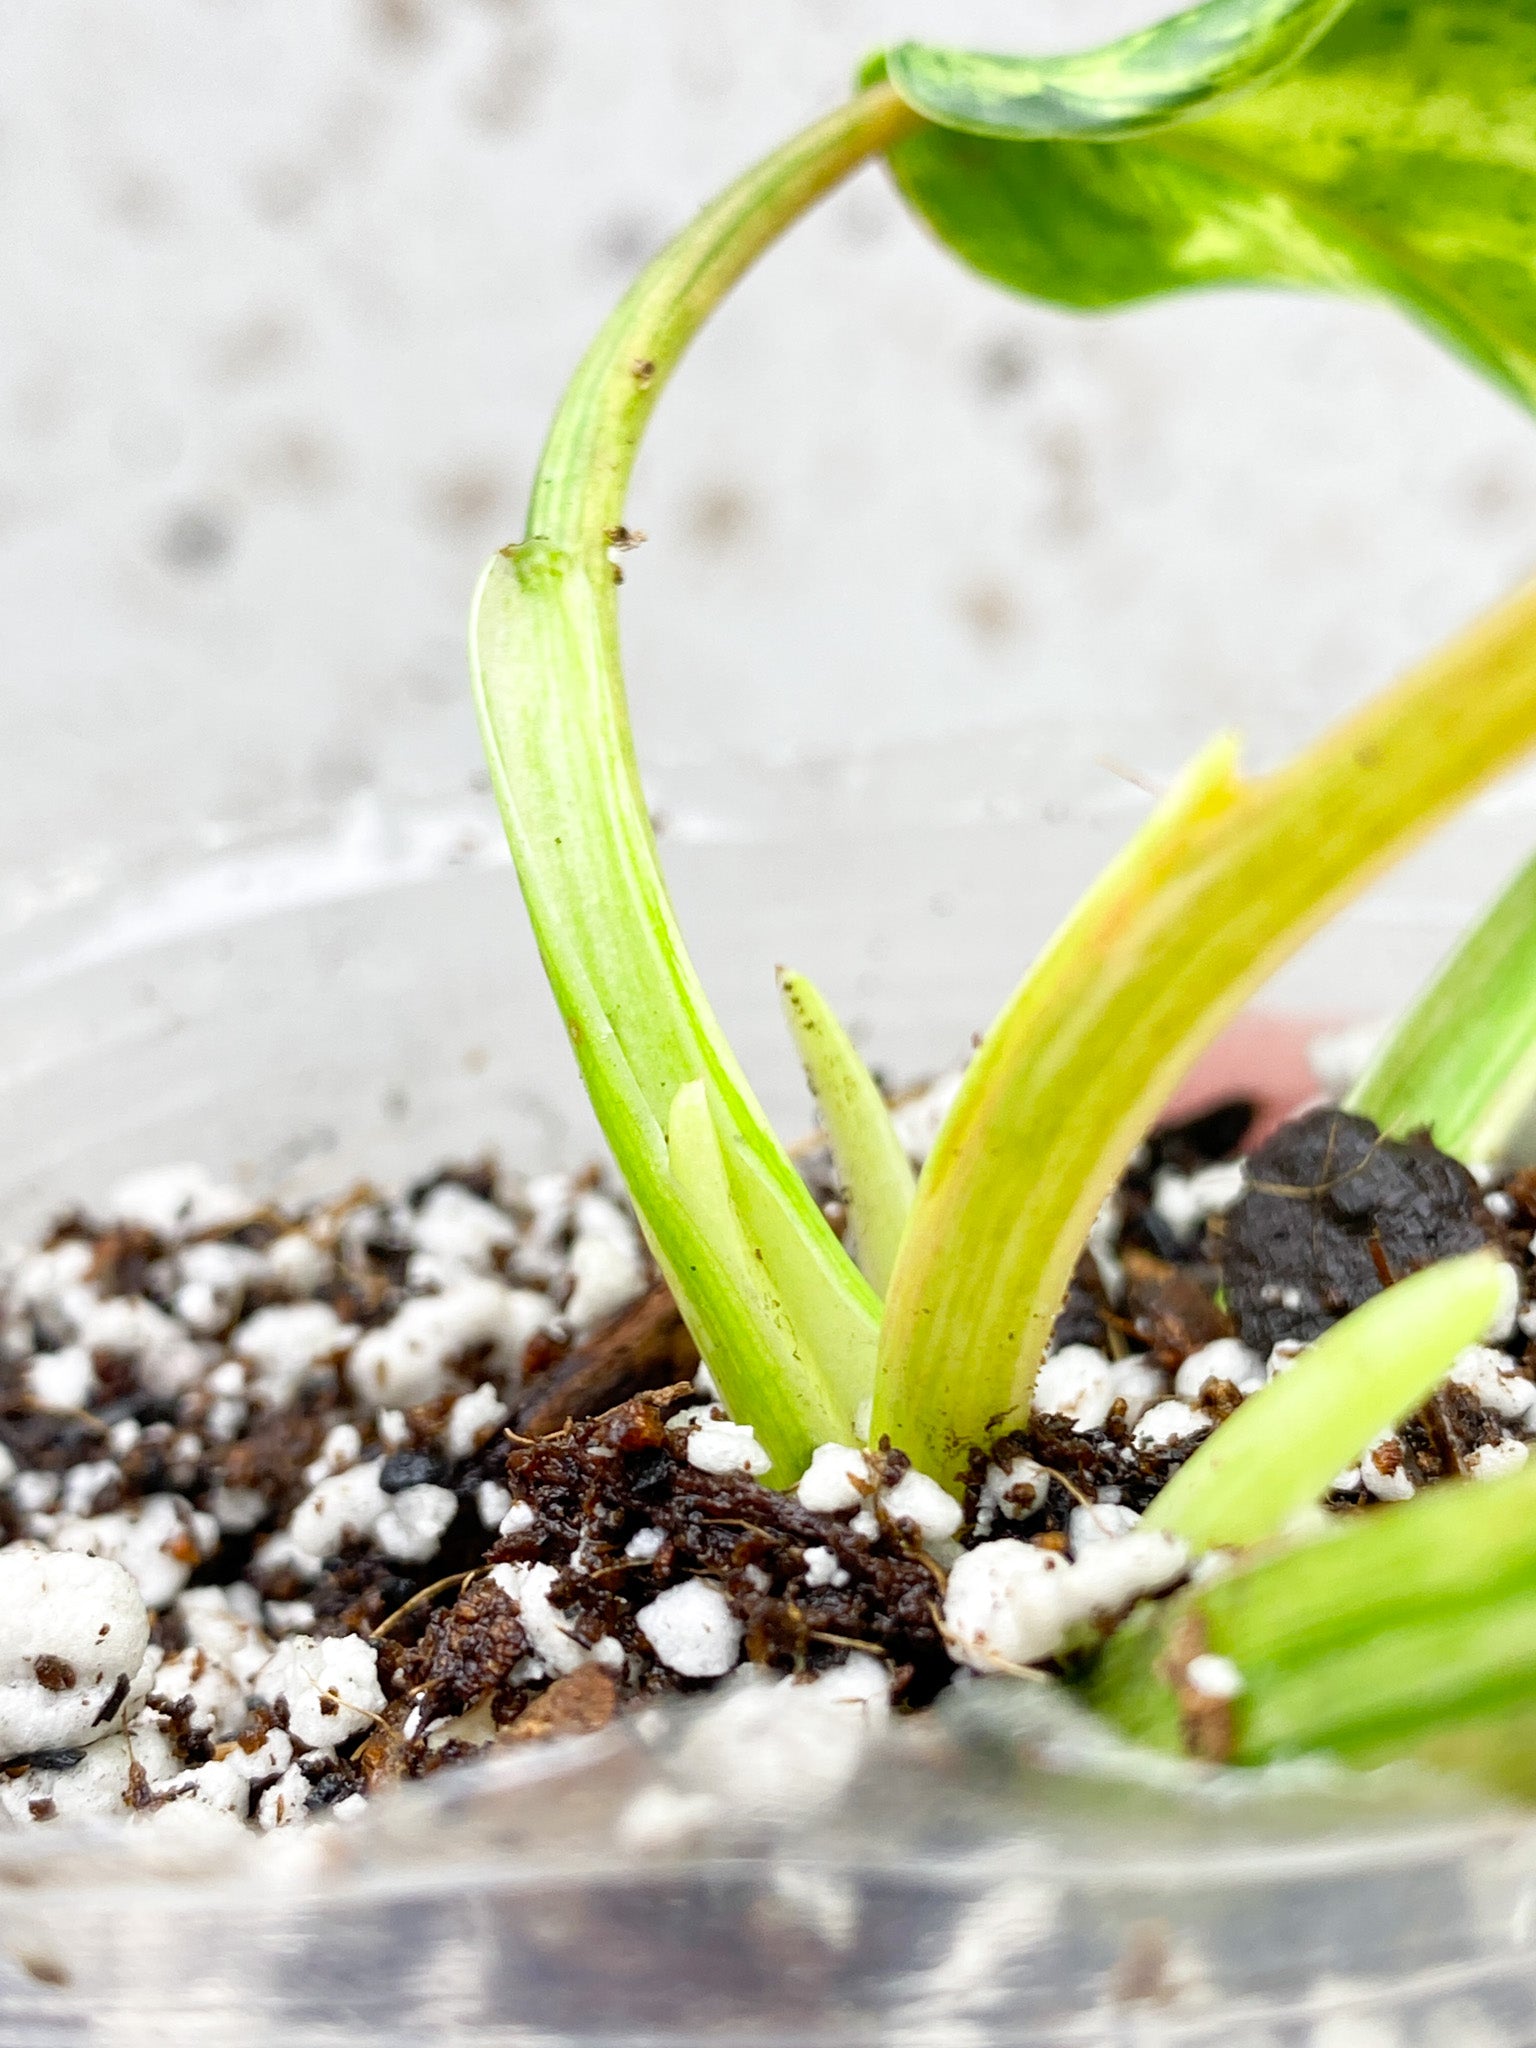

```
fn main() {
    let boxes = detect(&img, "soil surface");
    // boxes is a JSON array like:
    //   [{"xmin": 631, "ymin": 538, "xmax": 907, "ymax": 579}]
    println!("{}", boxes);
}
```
[{"xmin": 1, "ymin": 1087, "xmax": 1531, "ymax": 1830}]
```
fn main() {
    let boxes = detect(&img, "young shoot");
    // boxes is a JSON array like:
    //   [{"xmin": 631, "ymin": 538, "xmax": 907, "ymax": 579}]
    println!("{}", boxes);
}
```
[
  {"xmin": 1142, "ymin": 1253, "xmax": 1504, "ymax": 1553},
  {"xmin": 777, "ymin": 968, "xmax": 914, "ymax": 1296}
]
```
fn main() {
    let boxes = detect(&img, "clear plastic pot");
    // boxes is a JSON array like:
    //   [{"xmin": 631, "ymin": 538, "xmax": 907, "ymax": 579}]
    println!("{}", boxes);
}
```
[{"xmin": 2, "ymin": 804, "xmax": 1535, "ymax": 2047}]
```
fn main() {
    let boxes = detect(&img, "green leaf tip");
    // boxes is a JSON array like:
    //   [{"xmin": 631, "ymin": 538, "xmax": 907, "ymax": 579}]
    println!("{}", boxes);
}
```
[
  {"xmin": 1144, "ymin": 1251, "xmax": 1505, "ymax": 1553},
  {"xmin": 885, "ymin": 0, "xmax": 1351, "ymax": 142},
  {"xmin": 1348, "ymin": 847, "xmax": 1536, "ymax": 1164},
  {"xmin": 776, "ymin": 967, "xmax": 915, "ymax": 1297}
]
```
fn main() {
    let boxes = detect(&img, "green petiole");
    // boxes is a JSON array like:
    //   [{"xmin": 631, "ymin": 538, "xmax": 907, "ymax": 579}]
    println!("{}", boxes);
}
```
[{"xmin": 471, "ymin": 87, "xmax": 914, "ymax": 1473}]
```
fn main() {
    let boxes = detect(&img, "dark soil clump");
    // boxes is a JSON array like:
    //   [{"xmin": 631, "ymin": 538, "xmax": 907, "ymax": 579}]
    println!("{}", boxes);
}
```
[{"xmin": 1219, "ymin": 1107, "xmax": 1493, "ymax": 1353}]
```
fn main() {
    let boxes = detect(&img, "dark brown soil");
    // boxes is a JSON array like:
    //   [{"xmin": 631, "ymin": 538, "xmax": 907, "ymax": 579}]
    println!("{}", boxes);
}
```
[
  {"xmin": 9, "ymin": 1086, "xmax": 1536, "ymax": 1827},
  {"xmin": 1219, "ymin": 1107, "xmax": 1497, "ymax": 1352}
]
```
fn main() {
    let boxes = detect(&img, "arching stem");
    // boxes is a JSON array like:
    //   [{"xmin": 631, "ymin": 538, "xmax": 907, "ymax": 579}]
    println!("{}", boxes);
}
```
[{"xmin": 471, "ymin": 85, "xmax": 918, "ymax": 1478}]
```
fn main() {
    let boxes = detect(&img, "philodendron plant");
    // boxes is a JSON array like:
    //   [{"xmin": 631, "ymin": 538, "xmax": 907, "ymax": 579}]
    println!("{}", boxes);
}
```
[{"xmin": 472, "ymin": 0, "xmax": 1536, "ymax": 1778}]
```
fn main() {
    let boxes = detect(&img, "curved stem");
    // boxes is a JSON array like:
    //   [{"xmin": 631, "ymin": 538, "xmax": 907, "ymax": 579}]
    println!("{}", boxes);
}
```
[
  {"xmin": 472, "ymin": 86, "xmax": 917, "ymax": 1479},
  {"xmin": 530, "ymin": 85, "xmax": 918, "ymax": 548}
]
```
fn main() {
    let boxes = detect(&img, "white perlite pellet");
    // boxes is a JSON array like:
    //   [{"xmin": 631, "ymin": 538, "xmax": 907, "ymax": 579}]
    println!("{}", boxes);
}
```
[
  {"xmin": 8, "ymin": 1241, "xmax": 95, "ymax": 1345},
  {"xmin": 59, "ymin": 1460, "xmax": 119, "ymax": 1518},
  {"xmin": 1067, "ymin": 1530, "xmax": 1190, "ymax": 1620},
  {"xmin": 1032, "ymin": 1345, "xmax": 1116, "ymax": 1432},
  {"xmin": 564, "ymin": 1193, "xmax": 647, "ymax": 1330},
  {"xmin": 274, "ymin": 1463, "xmax": 388, "ymax": 1576},
  {"xmin": 803, "ymin": 1545, "xmax": 849, "ymax": 1590},
  {"xmin": 882, "ymin": 1469, "xmax": 963, "ymax": 1546},
  {"xmin": 302, "ymin": 1423, "xmax": 363, "ymax": 1490},
  {"xmin": 1174, "ymin": 1338, "xmax": 1264, "ymax": 1401},
  {"xmin": 1151, "ymin": 1159, "xmax": 1246, "ymax": 1244},
  {"xmin": 51, "ymin": 1493, "xmax": 218, "ymax": 1610},
  {"xmin": 0, "ymin": 1725, "xmax": 177, "ymax": 1826},
  {"xmin": 266, "ymin": 1231, "xmax": 332, "ymax": 1296},
  {"xmin": 347, "ymin": 1279, "xmax": 546, "ymax": 1409},
  {"xmin": 942, "ymin": 1541, "xmax": 1068, "ymax": 1670},
  {"xmin": 1447, "ymin": 1345, "xmax": 1536, "ymax": 1423},
  {"xmin": 1069, "ymin": 1503, "xmax": 1140, "ymax": 1551},
  {"xmin": 154, "ymin": 1642, "xmax": 248, "ymax": 1741},
  {"xmin": 445, "ymin": 1382, "xmax": 510, "ymax": 1461},
  {"xmin": 24, "ymin": 1346, "xmax": 94, "ymax": 1412},
  {"xmin": 235, "ymin": 1302, "xmax": 358, "ymax": 1407},
  {"xmin": 1361, "ymin": 1431, "xmax": 1415, "ymax": 1503},
  {"xmin": 636, "ymin": 1579, "xmax": 743, "ymax": 1678},
  {"xmin": 78, "ymin": 1296, "xmax": 206, "ymax": 1398},
  {"xmin": 476, "ymin": 1481, "xmax": 513, "ymax": 1529},
  {"xmin": 670, "ymin": 1411, "xmax": 771, "ymax": 1478},
  {"xmin": 1106, "ymin": 1355, "xmax": 1169, "ymax": 1426},
  {"xmin": 1468, "ymin": 1439, "xmax": 1529, "ymax": 1482},
  {"xmin": 944, "ymin": 1531, "xmax": 1188, "ymax": 1673},
  {"xmin": 408, "ymin": 1184, "xmax": 518, "ymax": 1278},
  {"xmin": 489, "ymin": 1560, "xmax": 592, "ymax": 1676},
  {"xmin": 252, "ymin": 1633, "xmax": 385, "ymax": 1748},
  {"xmin": 265, "ymin": 1459, "xmax": 456, "ymax": 1574},
  {"xmin": 1133, "ymin": 1400, "xmax": 1213, "ymax": 1450},
  {"xmin": 258, "ymin": 1761, "xmax": 314, "ymax": 1831},
  {"xmin": 172, "ymin": 1241, "xmax": 267, "ymax": 1335},
  {"xmin": 1184, "ymin": 1652, "xmax": 1244, "ymax": 1699},
  {"xmin": 0, "ymin": 1545, "xmax": 151, "ymax": 1760},
  {"xmin": 175, "ymin": 1584, "xmax": 273, "ymax": 1684},
  {"xmin": 104, "ymin": 1164, "xmax": 249, "ymax": 1241},
  {"xmin": 888, "ymin": 1071, "xmax": 964, "ymax": 1167},
  {"xmin": 375, "ymin": 1483, "xmax": 459, "ymax": 1563},
  {"xmin": 795, "ymin": 1443, "xmax": 871, "ymax": 1514},
  {"xmin": 1484, "ymin": 1263, "xmax": 1522, "ymax": 1345},
  {"xmin": 975, "ymin": 1455, "xmax": 1049, "ymax": 1537}
]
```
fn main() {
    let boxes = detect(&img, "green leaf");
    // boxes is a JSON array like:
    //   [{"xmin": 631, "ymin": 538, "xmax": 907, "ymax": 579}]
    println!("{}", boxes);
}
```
[
  {"xmin": 1088, "ymin": 1453, "xmax": 1536, "ymax": 1766},
  {"xmin": 471, "ymin": 88, "xmax": 915, "ymax": 1477},
  {"xmin": 664, "ymin": 1081, "xmax": 848, "ymax": 1477},
  {"xmin": 885, "ymin": 0, "xmax": 1350, "ymax": 142},
  {"xmin": 1143, "ymin": 1252, "xmax": 1502, "ymax": 1551},
  {"xmin": 777, "ymin": 967, "xmax": 915, "ymax": 1297},
  {"xmin": 872, "ymin": 582, "xmax": 1536, "ymax": 1487},
  {"xmin": 874, "ymin": 0, "xmax": 1536, "ymax": 412},
  {"xmin": 713, "ymin": 1126, "xmax": 882, "ymax": 1420},
  {"xmin": 1348, "ymin": 847, "xmax": 1536, "ymax": 1162}
]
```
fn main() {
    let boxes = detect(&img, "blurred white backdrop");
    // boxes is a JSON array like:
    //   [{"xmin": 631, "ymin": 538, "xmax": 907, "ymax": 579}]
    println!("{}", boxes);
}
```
[{"xmin": 3, "ymin": 0, "xmax": 1536, "ymax": 1035}]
